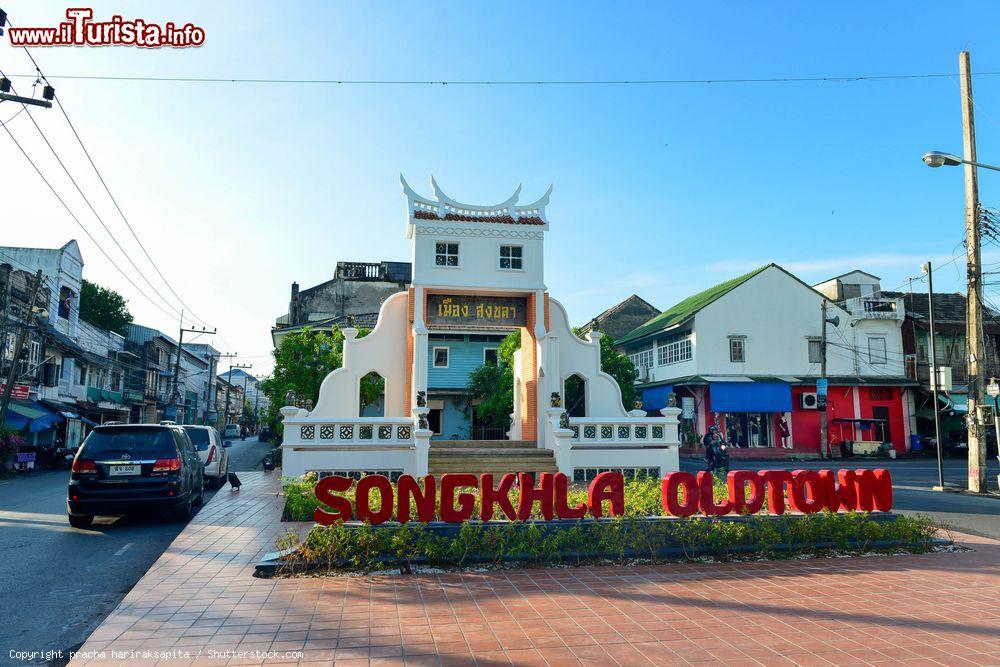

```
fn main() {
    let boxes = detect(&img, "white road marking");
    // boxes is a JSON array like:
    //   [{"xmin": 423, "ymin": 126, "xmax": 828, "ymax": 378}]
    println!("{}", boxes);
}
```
[{"xmin": 114, "ymin": 542, "xmax": 133, "ymax": 556}]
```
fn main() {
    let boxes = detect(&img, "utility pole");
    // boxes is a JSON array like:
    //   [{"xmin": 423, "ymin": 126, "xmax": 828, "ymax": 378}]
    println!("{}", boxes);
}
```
[
  {"xmin": 217, "ymin": 353, "xmax": 236, "ymax": 429},
  {"xmin": 960, "ymin": 51, "xmax": 988, "ymax": 493},
  {"xmin": 820, "ymin": 299, "xmax": 829, "ymax": 459},
  {"xmin": 0, "ymin": 270, "xmax": 42, "ymax": 425},
  {"xmin": 923, "ymin": 262, "xmax": 946, "ymax": 490},
  {"xmin": 170, "ymin": 314, "xmax": 216, "ymax": 424},
  {"xmin": 224, "ymin": 361, "xmax": 251, "ymax": 426}
]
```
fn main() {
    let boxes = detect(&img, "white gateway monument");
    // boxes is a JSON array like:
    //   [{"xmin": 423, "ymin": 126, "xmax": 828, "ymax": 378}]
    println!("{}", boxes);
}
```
[{"xmin": 280, "ymin": 177, "xmax": 681, "ymax": 482}]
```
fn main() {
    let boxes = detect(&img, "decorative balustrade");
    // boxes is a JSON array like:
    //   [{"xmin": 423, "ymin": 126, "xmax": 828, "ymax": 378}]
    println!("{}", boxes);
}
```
[
  {"xmin": 567, "ymin": 417, "xmax": 673, "ymax": 445},
  {"xmin": 284, "ymin": 416, "xmax": 416, "ymax": 446}
]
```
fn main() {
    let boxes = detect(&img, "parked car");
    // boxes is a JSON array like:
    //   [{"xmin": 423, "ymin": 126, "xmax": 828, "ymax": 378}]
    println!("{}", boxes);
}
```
[
  {"xmin": 183, "ymin": 425, "xmax": 229, "ymax": 489},
  {"xmin": 67, "ymin": 424, "xmax": 205, "ymax": 528},
  {"xmin": 223, "ymin": 424, "xmax": 239, "ymax": 439}
]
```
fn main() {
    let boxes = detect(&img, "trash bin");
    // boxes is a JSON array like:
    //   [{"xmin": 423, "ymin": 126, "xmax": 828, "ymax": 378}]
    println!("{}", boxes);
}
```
[{"xmin": 911, "ymin": 434, "xmax": 922, "ymax": 452}]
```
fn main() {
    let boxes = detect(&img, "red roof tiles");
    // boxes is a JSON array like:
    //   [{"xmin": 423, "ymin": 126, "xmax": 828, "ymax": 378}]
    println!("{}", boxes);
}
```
[{"xmin": 413, "ymin": 209, "xmax": 544, "ymax": 225}]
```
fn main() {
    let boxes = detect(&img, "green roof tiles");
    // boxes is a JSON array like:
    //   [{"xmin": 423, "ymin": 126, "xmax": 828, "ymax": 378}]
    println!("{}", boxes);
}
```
[{"xmin": 617, "ymin": 264, "xmax": 774, "ymax": 346}]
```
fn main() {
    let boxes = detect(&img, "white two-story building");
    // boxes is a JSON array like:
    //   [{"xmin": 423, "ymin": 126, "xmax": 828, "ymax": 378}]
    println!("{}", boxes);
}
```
[{"xmin": 618, "ymin": 265, "xmax": 915, "ymax": 456}]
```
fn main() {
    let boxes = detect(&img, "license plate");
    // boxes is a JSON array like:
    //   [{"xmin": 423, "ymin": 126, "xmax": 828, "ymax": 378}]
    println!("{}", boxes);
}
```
[{"xmin": 110, "ymin": 464, "xmax": 140, "ymax": 476}]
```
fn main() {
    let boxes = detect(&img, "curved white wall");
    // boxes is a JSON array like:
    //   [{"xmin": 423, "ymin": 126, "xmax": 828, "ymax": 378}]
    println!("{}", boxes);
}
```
[
  {"xmin": 311, "ymin": 291, "xmax": 410, "ymax": 418},
  {"xmin": 548, "ymin": 297, "xmax": 629, "ymax": 418}
]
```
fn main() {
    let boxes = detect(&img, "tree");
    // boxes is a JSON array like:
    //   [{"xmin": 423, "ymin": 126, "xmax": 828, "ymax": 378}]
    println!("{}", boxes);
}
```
[
  {"xmin": 260, "ymin": 326, "xmax": 378, "ymax": 438},
  {"xmin": 79, "ymin": 279, "xmax": 133, "ymax": 335},
  {"xmin": 466, "ymin": 330, "xmax": 638, "ymax": 429}
]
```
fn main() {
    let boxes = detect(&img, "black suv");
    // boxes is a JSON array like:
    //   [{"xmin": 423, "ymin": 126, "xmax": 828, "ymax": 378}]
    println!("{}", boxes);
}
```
[{"xmin": 67, "ymin": 424, "xmax": 205, "ymax": 528}]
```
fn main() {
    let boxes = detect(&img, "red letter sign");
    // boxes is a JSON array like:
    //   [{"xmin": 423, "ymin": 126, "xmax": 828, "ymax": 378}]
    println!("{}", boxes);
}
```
[
  {"xmin": 517, "ymin": 472, "xmax": 555, "ymax": 521},
  {"xmin": 480, "ymin": 473, "xmax": 518, "ymax": 522},
  {"xmin": 588, "ymin": 472, "xmax": 625, "ymax": 518},
  {"xmin": 661, "ymin": 472, "xmax": 699, "ymax": 517},
  {"xmin": 356, "ymin": 475, "xmax": 394, "ymax": 525},
  {"xmin": 727, "ymin": 470, "xmax": 765, "ymax": 514},
  {"xmin": 314, "ymin": 475, "xmax": 354, "ymax": 525},
  {"xmin": 440, "ymin": 474, "xmax": 478, "ymax": 522},
  {"xmin": 396, "ymin": 475, "xmax": 437, "ymax": 523},
  {"xmin": 555, "ymin": 472, "xmax": 588, "ymax": 519}
]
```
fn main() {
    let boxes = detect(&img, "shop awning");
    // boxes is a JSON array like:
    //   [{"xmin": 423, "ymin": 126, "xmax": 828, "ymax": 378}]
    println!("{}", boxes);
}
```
[
  {"xmin": 710, "ymin": 381, "xmax": 792, "ymax": 413},
  {"xmin": 641, "ymin": 385, "xmax": 673, "ymax": 411},
  {"xmin": 938, "ymin": 392, "xmax": 968, "ymax": 414},
  {"xmin": 3, "ymin": 398, "xmax": 64, "ymax": 433}
]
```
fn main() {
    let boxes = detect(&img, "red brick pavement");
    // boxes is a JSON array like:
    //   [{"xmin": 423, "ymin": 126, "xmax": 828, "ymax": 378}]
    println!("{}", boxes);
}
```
[{"xmin": 70, "ymin": 472, "xmax": 1000, "ymax": 666}]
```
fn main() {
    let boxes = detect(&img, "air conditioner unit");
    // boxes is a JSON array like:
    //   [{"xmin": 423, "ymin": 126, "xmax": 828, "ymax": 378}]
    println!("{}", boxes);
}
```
[
  {"xmin": 800, "ymin": 392, "xmax": 819, "ymax": 410},
  {"xmin": 636, "ymin": 366, "xmax": 649, "ymax": 382}
]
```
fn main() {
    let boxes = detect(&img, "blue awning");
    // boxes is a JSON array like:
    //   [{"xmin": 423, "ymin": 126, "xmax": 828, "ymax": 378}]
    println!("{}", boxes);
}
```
[
  {"xmin": 3, "ymin": 398, "xmax": 64, "ymax": 433},
  {"xmin": 710, "ymin": 382, "xmax": 792, "ymax": 413},
  {"xmin": 641, "ymin": 385, "xmax": 673, "ymax": 411}
]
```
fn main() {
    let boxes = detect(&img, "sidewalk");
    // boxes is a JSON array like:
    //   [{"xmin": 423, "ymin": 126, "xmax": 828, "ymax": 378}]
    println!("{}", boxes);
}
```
[{"xmin": 72, "ymin": 472, "xmax": 1000, "ymax": 666}]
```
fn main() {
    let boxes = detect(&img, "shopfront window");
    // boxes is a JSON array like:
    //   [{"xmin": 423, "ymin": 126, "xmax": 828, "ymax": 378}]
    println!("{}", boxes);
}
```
[{"xmin": 716, "ymin": 412, "xmax": 773, "ymax": 448}]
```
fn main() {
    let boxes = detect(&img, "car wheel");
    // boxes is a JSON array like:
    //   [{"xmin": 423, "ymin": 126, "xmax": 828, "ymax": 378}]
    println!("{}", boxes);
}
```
[
  {"xmin": 68, "ymin": 513, "xmax": 93, "ymax": 529},
  {"xmin": 175, "ymin": 495, "xmax": 194, "ymax": 521},
  {"xmin": 195, "ymin": 479, "xmax": 205, "ymax": 506}
]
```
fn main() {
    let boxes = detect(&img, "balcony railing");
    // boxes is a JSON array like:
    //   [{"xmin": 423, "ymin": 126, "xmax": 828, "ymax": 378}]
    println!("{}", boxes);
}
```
[
  {"xmin": 285, "ymin": 417, "xmax": 416, "ymax": 446},
  {"xmin": 568, "ymin": 417, "xmax": 672, "ymax": 445},
  {"xmin": 336, "ymin": 262, "xmax": 386, "ymax": 281},
  {"xmin": 843, "ymin": 296, "xmax": 904, "ymax": 320}
]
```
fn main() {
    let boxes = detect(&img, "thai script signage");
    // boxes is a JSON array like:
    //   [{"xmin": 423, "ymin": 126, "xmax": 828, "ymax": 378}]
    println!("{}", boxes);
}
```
[
  {"xmin": 0, "ymin": 383, "xmax": 30, "ymax": 400},
  {"xmin": 426, "ymin": 294, "xmax": 527, "ymax": 328},
  {"xmin": 312, "ymin": 469, "xmax": 893, "ymax": 525}
]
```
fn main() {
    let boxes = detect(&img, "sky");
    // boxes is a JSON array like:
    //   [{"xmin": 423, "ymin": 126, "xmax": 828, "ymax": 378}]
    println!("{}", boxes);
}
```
[{"xmin": 4, "ymin": 1, "xmax": 1000, "ymax": 376}]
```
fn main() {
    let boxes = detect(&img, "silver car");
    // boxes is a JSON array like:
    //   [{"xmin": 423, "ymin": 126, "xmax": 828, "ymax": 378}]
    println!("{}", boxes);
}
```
[{"xmin": 182, "ymin": 426, "xmax": 229, "ymax": 489}]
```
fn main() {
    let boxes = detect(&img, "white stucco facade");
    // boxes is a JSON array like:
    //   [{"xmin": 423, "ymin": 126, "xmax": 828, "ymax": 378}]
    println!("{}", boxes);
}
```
[{"xmin": 281, "ymin": 178, "xmax": 680, "ymax": 479}]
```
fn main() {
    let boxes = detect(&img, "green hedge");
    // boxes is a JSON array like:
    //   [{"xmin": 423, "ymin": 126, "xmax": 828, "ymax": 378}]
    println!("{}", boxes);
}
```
[{"xmin": 273, "ymin": 512, "xmax": 938, "ymax": 574}]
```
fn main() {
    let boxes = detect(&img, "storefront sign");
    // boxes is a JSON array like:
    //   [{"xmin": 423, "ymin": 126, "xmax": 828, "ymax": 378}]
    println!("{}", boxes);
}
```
[
  {"xmin": 0, "ymin": 383, "xmax": 30, "ymax": 399},
  {"xmin": 426, "ymin": 294, "xmax": 527, "ymax": 328},
  {"xmin": 312, "ymin": 469, "xmax": 893, "ymax": 525}
]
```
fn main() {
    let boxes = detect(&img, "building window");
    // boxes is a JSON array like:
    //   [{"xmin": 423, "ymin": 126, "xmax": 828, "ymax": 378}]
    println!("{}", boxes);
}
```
[
  {"xmin": 808, "ymin": 339, "xmax": 823, "ymax": 363},
  {"xmin": 657, "ymin": 336, "xmax": 692, "ymax": 366},
  {"xmin": 483, "ymin": 348, "xmax": 498, "ymax": 365},
  {"xmin": 58, "ymin": 286, "xmax": 73, "ymax": 319},
  {"xmin": 434, "ymin": 242, "xmax": 459, "ymax": 267},
  {"xmin": 628, "ymin": 347, "xmax": 653, "ymax": 370},
  {"xmin": 868, "ymin": 337, "xmax": 887, "ymax": 365},
  {"xmin": 433, "ymin": 347, "xmax": 450, "ymax": 368},
  {"xmin": 77, "ymin": 365, "xmax": 87, "ymax": 386},
  {"xmin": 729, "ymin": 337, "xmax": 745, "ymax": 363},
  {"xmin": 499, "ymin": 245, "xmax": 523, "ymax": 270}
]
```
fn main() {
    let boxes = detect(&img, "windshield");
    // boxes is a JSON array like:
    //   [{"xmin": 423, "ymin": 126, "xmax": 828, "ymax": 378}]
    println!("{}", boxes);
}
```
[
  {"xmin": 80, "ymin": 428, "xmax": 178, "ymax": 459},
  {"xmin": 183, "ymin": 427, "xmax": 211, "ymax": 450}
]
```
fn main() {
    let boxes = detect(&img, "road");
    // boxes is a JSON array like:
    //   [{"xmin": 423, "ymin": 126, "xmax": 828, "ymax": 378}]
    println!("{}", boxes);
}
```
[
  {"xmin": 0, "ymin": 436, "xmax": 273, "ymax": 666},
  {"xmin": 681, "ymin": 456, "xmax": 1000, "ymax": 539}
]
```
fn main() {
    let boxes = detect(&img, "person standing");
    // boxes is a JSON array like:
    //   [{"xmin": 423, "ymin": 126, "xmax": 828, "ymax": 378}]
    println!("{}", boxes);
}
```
[{"xmin": 778, "ymin": 415, "xmax": 791, "ymax": 448}]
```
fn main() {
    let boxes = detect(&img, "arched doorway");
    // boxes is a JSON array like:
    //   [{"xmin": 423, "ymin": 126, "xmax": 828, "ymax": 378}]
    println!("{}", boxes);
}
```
[
  {"xmin": 359, "ymin": 371, "xmax": 385, "ymax": 417},
  {"xmin": 564, "ymin": 373, "xmax": 587, "ymax": 417}
]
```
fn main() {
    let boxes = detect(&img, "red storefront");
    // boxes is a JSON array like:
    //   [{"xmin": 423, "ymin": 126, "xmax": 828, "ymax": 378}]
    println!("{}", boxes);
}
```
[{"xmin": 678, "ymin": 380, "xmax": 912, "ymax": 455}]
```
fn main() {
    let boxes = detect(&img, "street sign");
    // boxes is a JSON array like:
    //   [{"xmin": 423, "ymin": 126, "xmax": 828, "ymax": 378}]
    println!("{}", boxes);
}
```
[
  {"xmin": 987, "ymin": 381, "xmax": 1000, "ymax": 398},
  {"xmin": 816, "ymin": 378, "xmax": 829, "ymax": 397},
  {"xmin": 0, "ymin": 383, "xmax": 30, "ymax": 400}
]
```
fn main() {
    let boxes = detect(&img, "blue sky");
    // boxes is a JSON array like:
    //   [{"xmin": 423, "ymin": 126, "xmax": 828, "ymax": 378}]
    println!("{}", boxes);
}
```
[{"xmin": 4, "ymin": 1, "xmax": 1000, "ymax": 374}]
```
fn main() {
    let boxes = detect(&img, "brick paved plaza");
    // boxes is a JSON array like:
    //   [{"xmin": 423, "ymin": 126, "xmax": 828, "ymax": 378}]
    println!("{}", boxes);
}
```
[{"xmin": 70, "ymin": 473, "xmax": 1000, "ymax": 666}]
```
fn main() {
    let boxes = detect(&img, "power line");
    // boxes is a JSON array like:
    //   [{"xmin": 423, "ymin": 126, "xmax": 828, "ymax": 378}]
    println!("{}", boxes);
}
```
[
  {"xmin": 5, "ymin": 24, "xmax": 212, "ymax": 329},
  {"xmin": 6, "ymin": 71, "xmax": 1000, "ymax": 87},
  {"xmin": 4, "ymin": 86, "xmax": 187, "ymax": 322},
  {"xmin": 51, "ymin": 96, "xmax": 211, "ymax": 328},
  {"xmin": 0, "ymin": 115, "xmax": 180, "ymax": 321}
]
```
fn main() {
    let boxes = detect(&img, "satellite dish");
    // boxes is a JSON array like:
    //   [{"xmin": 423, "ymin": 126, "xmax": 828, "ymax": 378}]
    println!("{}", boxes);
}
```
[{"xmin": 826, "ymin": 315, "xmax": 840, "ymax": 327}]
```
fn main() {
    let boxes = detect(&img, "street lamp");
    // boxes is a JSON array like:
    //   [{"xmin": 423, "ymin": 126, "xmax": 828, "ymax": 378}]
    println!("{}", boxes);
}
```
[{"xmin": 922, "ymin": 151, "xmax": 1000, "ymax": 172}]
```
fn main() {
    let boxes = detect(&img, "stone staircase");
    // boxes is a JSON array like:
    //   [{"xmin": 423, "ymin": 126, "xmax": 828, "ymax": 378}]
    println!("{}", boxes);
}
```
[{"xmin": 428, "ymin": 440, "xmax": 558, "ymax": 475}]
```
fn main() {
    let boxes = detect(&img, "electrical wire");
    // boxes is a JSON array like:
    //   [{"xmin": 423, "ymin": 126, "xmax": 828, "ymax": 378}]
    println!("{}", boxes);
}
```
[
  {"xmin": 6, "ymin": 71, "xmax": 1000, "ymax": 86},
  {"xmin": 0, "ymin": 116, "xmax": 180, "ymax": 321}
]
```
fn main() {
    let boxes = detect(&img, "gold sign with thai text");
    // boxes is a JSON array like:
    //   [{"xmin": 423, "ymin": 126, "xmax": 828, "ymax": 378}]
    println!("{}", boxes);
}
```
[{"xmin": 426, "ymin": 294, "xmax": 528, "ymax": 328}]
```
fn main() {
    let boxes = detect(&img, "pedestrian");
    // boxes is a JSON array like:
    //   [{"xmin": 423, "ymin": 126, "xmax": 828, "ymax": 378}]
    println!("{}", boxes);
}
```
[{"xmin": 778, "ymin": 415, "xmax": 791, "ymax": 448}]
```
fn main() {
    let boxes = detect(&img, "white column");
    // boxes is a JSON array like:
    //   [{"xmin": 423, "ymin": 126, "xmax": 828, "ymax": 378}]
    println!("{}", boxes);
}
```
[{"xmin": 412, "ymin": 286, "xmax": 428, "ymax": 409}]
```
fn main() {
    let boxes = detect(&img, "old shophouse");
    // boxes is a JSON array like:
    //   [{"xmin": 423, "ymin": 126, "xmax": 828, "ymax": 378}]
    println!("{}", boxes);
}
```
[{"xmin": 619, "ymin": 265, "xmax": 915, "ymax": 457}]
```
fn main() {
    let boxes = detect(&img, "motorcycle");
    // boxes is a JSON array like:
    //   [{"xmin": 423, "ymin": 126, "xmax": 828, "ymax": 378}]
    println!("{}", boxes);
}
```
[{"xmin": 705, "ymin": 440, "xmax": 731, "ymax": 475}]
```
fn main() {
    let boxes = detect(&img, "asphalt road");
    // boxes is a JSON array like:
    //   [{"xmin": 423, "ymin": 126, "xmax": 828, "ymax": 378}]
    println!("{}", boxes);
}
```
[
  {"xmin": 681, "ymin": 455, "xmax": 1000, "ymax": 539},
  {"xmin": 0, "ymin": 435, "xmax": 274, "ymax": 666}
]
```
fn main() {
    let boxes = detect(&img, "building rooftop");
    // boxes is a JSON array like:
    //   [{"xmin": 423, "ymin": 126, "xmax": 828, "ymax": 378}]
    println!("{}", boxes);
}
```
[
  {"xmin": 401, "ymin": 175, "xmax": 551, "ymax": 228},
  {"xmin": 618, "ymin": 265, "xmax": 773, "ymax": 345}
]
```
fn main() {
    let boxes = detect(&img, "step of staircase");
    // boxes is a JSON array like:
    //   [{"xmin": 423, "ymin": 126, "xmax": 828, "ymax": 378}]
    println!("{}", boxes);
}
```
[
  {"xmin": 427, "ymin": 441, "xmax": 557, "ymax": 475},
  {"xmin": 430, "ymin": 440, "xmax": 537, "ymax": 449}
]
